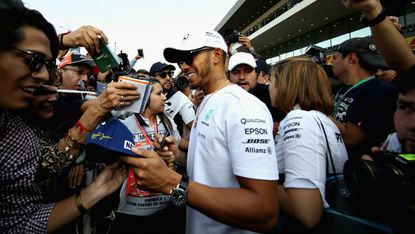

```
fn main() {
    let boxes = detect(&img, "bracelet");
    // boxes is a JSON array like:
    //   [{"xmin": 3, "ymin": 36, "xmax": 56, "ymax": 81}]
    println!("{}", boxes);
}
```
[
  {"xmin": 360, "ymin": 7, "xmax": 387, "ymax": 27},
  {"xmin": 64, "ymin": 131, "xmax": 84, "ymax": 149},
  {"xmin": 58, "ymin": 32, "xmax": 70, "ymax": 50},
  {"xmin": 75, "ymin": 190, "xmax": 88, "ymax": 214},
  {"xmin": 75, "ymin": 120, "xmax": 93, "ymax": 133}
]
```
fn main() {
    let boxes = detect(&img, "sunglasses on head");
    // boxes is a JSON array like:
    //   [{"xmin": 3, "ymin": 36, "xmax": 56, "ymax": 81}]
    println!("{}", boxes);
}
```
[
  {"xmin": 177, "ymin": 47, "xmax": 215, "ymax": 67},
  {"xmin": 11, "ymin": 46, "xmax": 56, "ymax": 73},
  {"xmin": 156, "ymin": 71, "xmax": 174, "ymax": 79}
]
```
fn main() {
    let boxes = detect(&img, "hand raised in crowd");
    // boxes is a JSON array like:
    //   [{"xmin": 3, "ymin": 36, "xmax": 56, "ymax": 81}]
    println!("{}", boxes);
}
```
[
  {"xmin": 341, "ymin": 0, "xmax": 383, "ymax": 19},
  {"xmin": 91, "ymin": 81, "xmax": 140, "ymax": 114},
  {"xmin": 62, "ymin": 25, "xmax": 109, "ymax": 55},
  {"xmin": 121, "ymin": 149, "xmax": 181, "ymax": 194},
  {"xmin": 238, "ymin": 34, "xmax": 253, "ymax": 50}
]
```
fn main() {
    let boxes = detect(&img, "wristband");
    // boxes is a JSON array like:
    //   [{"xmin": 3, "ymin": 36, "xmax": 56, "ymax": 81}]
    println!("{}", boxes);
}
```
[
  {"xmin": 360, "ymin": 8, "xmax": 387, "ymax": 27},
  {"xmin": 75, "ymin": 120, "xmax": 92, "ymax": 133},
  {"xmin": 58, "ymin": 32, "xmax": 70, "ymax": 50},
  {"xmin": 75, "ymin": 190, "xmax": 88, "ymax": 214}
]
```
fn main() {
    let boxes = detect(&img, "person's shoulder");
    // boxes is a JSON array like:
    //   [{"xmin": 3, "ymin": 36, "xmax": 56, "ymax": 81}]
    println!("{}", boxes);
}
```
[
  {"xmin": 369, "ymin": 77, "xmax": 398, "ymax": 92},
  {"xmin": 169, "ymin": 90, "xmax": 191, "ymax": 102},
  {"xmin": 283, "ymin": 109, "xmax": 317, "ymax": 123},
  {"xmin": 225, "ymin": 84, "xmax": 264, "ymax": 104}
]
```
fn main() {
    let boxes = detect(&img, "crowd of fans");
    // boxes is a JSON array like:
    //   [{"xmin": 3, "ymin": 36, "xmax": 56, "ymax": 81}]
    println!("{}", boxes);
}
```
[{"xmin": 0, "ymin": 0, "xmax": 414, "ymax": 233}]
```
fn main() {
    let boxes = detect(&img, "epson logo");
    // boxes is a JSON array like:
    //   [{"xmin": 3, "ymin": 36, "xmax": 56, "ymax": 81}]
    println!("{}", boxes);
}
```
[
  {"xmin": 243, "ymin": 139, "xmax": 271, "ymax": 144},
  {"xmin": 244, "ymin": 128, "xmax": 268, "ymax": 135},
  {"xmin": 283, "ymin": 122, "xmax": 300, "ymax": 130}
]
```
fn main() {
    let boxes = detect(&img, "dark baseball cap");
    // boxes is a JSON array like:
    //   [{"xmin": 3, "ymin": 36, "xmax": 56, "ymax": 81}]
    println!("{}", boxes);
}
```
[
  {"xmin": 58, "ymin": 52, "xmax": 96, "ymax": 69},
  {"xmin": 336, "ymin": 37, "xmax": 389, "ymax": 71},
  {"xmin": 149, "ymin": 62, "xmax": 176, "ymax": 76},
  {"xmin": 85, "ymin": 119, "xmax": 139, "ymax": 158},
  {"xmin": 256, "ymin": 59, "xmax": 270, "ymax": 75}
]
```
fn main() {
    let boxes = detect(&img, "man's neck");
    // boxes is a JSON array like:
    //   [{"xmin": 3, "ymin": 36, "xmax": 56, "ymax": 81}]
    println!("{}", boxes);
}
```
[
  {"xmin": 203, "ymin": 72, "xmax": 229, "ymax": 95},
  {"xmin": 341, "ymin": 70, "xmax": 374, "ymax": 86}
]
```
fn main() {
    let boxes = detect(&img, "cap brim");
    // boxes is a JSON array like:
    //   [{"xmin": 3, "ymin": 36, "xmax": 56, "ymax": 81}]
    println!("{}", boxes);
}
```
[
  {"xmin": 164, "ymin": 47, "xmax": 192, "ymax": 63},
  {"xmin": 70, "ymin": 59, "xmax": 96, "ymax": 68},
  {"xmin": 229, "ymin": 62, "xmax": 256, "ymax": 72},
  {"xmin": 359, "ymin": 53, "xmax": 389, "ymax": 71},
  {"xmin": 86, "ymin": 142, "xmax": 138, "ymax": 157}
]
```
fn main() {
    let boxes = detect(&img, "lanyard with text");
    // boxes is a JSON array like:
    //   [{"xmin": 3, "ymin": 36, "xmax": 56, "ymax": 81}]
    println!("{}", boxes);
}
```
[
  {"xmin": 332, "ymin": 76, "xmax": 375, "ymax": 115},
  {"xmin": 134, "ymin": 115, "xmax": 158, "ymax": 149}
]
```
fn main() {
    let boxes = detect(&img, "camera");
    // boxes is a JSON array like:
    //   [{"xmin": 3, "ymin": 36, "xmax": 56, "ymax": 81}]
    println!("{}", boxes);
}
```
[
  {"xmin": 173, "ymin": 75, "xmax": 189, "ymax": 91},
  {"xmin": 344, "ymin": 150, "xmax": 415, "ymax": 204},
  {"xmin": 304, "ymin": 45, "xmax": 326, "ymax": 65},
  {"xmin": 304, "ymin": 45, "xmax": 334, "ymax": 78},
  {"xmin": 223, "ymin": 29, "xmax": 242, "ymax": 44}
]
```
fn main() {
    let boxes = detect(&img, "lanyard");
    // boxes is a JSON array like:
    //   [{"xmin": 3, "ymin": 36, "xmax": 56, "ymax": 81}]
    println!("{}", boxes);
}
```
[
  {"xmin": 332, "ymin": 76, "xmax": 375, "ymax": 115},
  {"xmin": 134, "ymin": 115, "xmax": 158, "ymax": 149}
]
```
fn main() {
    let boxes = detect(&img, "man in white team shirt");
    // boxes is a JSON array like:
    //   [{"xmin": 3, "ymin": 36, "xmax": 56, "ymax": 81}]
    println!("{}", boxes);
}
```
[{"xmin": 121, "ymin": 30, "xmax": 279, "ymax": 234}]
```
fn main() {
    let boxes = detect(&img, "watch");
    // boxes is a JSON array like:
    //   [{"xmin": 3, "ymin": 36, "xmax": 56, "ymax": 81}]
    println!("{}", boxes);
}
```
[
  {"xmin": 170, "ymin": 174, "xmax": 189, "ymax": 207},
  {"xmin": 360, "ymin": 8, "xmax": 387, "ymax": 27}
]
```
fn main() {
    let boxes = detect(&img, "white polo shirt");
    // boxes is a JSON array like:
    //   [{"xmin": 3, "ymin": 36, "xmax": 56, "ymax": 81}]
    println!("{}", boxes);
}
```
[
  {"xmin": 186, "ymin": 84, "xmax": 278, "ymax": 234},
  {"xmin": 276, "ymin": 106, "xmax": 348, "ymax": 208}
]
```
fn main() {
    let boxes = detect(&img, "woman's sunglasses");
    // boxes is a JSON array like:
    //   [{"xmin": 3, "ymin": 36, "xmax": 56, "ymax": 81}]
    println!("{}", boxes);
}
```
[{"xmin": 11, "ymin": 46, "xmax": 56, "ymax": 73}]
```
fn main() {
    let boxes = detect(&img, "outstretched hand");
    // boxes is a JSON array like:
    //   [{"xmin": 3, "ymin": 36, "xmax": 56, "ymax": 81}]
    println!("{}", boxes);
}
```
[
  {"xmin": 341, "ymin": 0, "xmax": 383, "ymax": 19},
  {"xmin": 62, "ymin": 25, "xmax": 108, "ymax": 55},
  {"xmin": 121, "ymin": 148, "xmax": 180, "ymax": 194},
  {"xmin": 94, "ymin": 81, "xmax": 140, "ymax": 114},
  {"xmin": 86, "ymin": 160, "xmax": 127, "ymax": 199}
]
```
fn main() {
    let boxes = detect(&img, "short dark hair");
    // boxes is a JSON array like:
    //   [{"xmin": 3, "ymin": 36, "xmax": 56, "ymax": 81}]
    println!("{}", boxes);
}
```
[
  {"xmin": 399, "ymin": 67, "xmax": 415, "ymax": 95},
  {"xmin": 0, "ymin": 0, "xmax": 58, "ymax": 59}
]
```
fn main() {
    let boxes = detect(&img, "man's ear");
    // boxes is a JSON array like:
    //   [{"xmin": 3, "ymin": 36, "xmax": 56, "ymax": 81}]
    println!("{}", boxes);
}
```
[
  {"xmin": 213, "ymin": 48, "xmax": 225, "ymax": 64},
  {"xmin": 347, "ymin": 52, "xmax": 359, "ymax": 64}
]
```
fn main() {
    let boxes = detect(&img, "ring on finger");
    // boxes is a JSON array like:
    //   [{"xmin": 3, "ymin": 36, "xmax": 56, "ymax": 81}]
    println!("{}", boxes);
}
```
[{"xmin": 120, "ymin": 95, "xmax": 124, "ymax": 101}]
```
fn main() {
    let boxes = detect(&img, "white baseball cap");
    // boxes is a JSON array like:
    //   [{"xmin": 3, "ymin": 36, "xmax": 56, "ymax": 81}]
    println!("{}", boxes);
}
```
[
  {"xmin": 228, "ymin": 52, "xmax": 256, "ymax": 71},
  {"xmin": 164, "ymin": 30, "xmax": 228, "ymax": 63}
]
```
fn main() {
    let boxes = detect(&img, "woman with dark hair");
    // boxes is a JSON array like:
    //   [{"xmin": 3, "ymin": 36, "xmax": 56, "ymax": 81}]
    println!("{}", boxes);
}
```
[
  {"xmin": 0, "ymin": 2, "xmax": 127, "ymax": 233},
  {"xmin": 269, "ymin": 56, "xmax": 348, "ymax": 231}
]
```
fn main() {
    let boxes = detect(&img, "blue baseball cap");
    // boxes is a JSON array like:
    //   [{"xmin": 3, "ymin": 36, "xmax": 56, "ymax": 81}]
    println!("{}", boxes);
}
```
[{"xmin": 86, "ymin": 119, "xmax": 138, "ymax": 158}]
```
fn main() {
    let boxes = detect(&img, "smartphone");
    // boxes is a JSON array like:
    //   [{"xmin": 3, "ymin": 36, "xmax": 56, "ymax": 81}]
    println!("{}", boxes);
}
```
[
  {"xmin": 137, "ymin": 48, "xmax": 144, "ymax": 58},
  {"xmin": 160, "ymin": 131, "xmax": 172, "ymax": 148}
]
